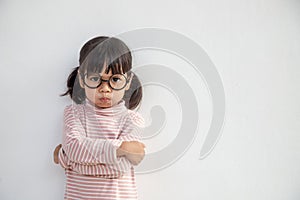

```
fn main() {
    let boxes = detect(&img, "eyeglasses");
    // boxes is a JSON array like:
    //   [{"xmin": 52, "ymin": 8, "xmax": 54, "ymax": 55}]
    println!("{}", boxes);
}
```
[{"xmin": 81, "ymin": 73, "xmax": 130, "ymax": 90}]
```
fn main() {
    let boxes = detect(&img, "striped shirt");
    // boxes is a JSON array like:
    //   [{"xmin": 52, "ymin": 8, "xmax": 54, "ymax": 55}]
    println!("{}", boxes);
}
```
[{"xmin": 58, "ymin": 99, "xmax": 144, "ymax": 200}]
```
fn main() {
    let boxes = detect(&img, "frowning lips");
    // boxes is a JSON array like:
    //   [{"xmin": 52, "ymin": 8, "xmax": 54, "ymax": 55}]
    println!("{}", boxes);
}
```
[{"xmin": 99, "ymin": 97, "xmax": 111, "ymax": 102}]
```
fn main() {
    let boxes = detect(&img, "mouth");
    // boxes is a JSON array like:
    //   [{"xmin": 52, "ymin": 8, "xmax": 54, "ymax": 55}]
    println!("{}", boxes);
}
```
[{"xmin": 99, "ymin": 97, "xmax": 111, "ymax": 103}]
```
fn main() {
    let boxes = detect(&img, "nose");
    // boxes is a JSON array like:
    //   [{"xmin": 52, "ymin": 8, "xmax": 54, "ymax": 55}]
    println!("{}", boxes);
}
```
[{"xmin": 98, "ymin": 80, "xmax": 111, "ymax": 93}]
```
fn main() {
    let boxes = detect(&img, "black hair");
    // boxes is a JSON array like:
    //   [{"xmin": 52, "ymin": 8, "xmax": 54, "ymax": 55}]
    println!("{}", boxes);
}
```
[{"xmin": 61, "ymin": 36, "xmax": 143, "ymax": 110}]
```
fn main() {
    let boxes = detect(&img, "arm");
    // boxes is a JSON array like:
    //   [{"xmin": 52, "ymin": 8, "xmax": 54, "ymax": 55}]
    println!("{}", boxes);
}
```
[
  {"xmin": 116, "ymin": 111, "xmax": 146, "ymax": 165},
  {"xmin": 59, "ymin": 106, "xmax": 145, "ymax": 177},
  {"xmin": 62, "ymin": 105, "xmax": 123, "ymax": 165},
  {"xmin": 58, "ymin": 147, "xmax": 132, "ymax": 178}
]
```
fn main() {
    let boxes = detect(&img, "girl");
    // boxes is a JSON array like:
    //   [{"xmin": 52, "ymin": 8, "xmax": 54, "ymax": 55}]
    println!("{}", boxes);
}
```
[{"xmin": 54, "ymin": 36, "xmax": 146, "ymax": 200}]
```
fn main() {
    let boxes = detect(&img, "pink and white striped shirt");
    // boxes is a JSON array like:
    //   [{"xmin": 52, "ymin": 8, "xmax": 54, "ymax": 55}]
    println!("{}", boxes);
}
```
[{"xmin": 58, "ymin": 99, "xmax": 144, "ymax": 200}]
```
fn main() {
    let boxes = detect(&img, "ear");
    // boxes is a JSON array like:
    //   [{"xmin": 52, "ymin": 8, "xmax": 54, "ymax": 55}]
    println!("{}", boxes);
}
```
[
  {"xmin": 125, "ymin": 73, "xmax": 134, "ymax": 91},
  {"xmin": 78, "ymin": 70, "xmax": 85, "ymax": 88}
]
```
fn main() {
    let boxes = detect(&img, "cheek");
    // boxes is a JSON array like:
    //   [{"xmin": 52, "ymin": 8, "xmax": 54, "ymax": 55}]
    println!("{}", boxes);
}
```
[
  {"xmin": 85, "ymin": 88, "xmax": 96, "ymax": 98},
  {"xmin": 113, "ymin": 90, "xmax": 126, "ymax": 100}
]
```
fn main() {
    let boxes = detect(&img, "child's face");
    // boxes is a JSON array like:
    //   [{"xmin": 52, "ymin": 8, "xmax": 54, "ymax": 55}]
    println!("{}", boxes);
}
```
[{"xmin": 79, "ymin": 66, "xmax": 132, "ymax": 109}]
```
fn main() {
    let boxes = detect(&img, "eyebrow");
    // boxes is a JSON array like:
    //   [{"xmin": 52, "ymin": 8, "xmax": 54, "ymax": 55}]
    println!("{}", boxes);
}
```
[{"xmin": 93, "ymin": 72, "xmax": 127, "ymax": 79}]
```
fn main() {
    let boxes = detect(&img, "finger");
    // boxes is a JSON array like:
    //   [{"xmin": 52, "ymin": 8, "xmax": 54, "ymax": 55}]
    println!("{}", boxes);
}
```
[
  {"xmin": 54, "ymin": 144, "xmax": 62, "ymax": 152},
  {"xmin": 54, "ymin": 154, "xmax": 59, "ymax": 164},
  {"xmin": 53, "ymin": 144, "xmax": 62, "ymax": 164},
  {"xmin": 140, "ymin": 142, "xmax": 146, "ymax": 148}
]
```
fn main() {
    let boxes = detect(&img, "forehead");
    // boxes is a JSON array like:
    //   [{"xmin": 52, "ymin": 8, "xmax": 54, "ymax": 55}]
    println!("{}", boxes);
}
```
[
  {"xmin": 100, "ymin": 67, "xmax": 111, "ymax": 76},
  {"xmin": 88, "ymin": 66, "xmax": 126, "ymax": 77},
  {"xmin": 82, "ymin": 51, "xmax": 131, "ymax": 77}
]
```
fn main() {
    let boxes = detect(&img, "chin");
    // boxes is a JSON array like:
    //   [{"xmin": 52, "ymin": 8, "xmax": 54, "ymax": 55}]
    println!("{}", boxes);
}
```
[{"xmin": 96, "ymin": 103, "xmax": 111, "ymax": 109}]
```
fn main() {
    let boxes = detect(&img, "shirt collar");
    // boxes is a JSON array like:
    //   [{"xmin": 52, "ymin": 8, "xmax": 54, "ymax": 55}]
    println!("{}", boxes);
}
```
[{"xmin": 85, "ymin": 98, "xmax": 127, "ymax": 117}]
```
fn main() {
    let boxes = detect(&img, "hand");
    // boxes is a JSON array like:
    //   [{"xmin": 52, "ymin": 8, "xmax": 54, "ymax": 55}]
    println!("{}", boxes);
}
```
[
  {"xmin": 53, "ymin": 144, "xmax": 62, "ymax": 164},
  {"xmin": 117, "ymin": 141, "xmax": 146, "ymax": 165},
  {"xmin": 125, "ymin": 149, "xmax": 145, "ymax": 165},
  {"xmin": 119, "ymin": 141, "xmax": 145, "ymax": 154}
]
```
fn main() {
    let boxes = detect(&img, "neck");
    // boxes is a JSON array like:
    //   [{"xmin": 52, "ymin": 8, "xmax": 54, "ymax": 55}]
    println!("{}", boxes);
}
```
[{"xmin": 85, "ymin": 98, "xmax": 127, "ymax": 116}]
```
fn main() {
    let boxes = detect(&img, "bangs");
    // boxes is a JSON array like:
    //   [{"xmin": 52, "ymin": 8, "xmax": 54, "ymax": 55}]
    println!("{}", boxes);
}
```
[{"xmin": 79, "ymin": 37, "xmax": 132, "ymax": 75}]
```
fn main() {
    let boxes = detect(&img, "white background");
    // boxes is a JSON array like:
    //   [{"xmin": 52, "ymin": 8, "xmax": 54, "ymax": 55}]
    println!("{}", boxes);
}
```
[{"xmin": 0, "ymin": 0, "xmax": 299, "ymax": 199}]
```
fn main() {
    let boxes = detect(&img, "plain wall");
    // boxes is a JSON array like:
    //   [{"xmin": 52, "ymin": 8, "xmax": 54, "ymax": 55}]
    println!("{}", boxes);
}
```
[{"xmin": 0, "ymin": 0, "xmax": 299, "ymax": 199}]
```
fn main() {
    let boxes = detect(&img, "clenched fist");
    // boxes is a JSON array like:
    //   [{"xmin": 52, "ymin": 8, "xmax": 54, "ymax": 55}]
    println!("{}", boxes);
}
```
[{"xmin": 117, "ymin": 141, "xmax": 146, "ymax": 165}]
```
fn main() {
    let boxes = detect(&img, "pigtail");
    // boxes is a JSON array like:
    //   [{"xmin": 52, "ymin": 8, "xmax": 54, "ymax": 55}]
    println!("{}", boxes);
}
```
[
  {"xmin": 60, "ymin": 66, "xmax": 86, "ymax": 104},
  {"xmin": 124, "ymin": 72, "xmax": 143, "ymax": 110}
]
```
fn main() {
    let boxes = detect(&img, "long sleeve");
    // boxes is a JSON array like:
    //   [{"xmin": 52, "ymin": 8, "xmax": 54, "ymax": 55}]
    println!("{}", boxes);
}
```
[
  {"xmin": 59, "ymin": 105, "xmax": 145, "ymax": 178},
  {"xmin": 118, "ymin": 111, "xmax": 145, "ymax": 142},
  {"xmin": 58, "ymin": 148, "xmax": 131, "ymax": 178},
  {"xmin": 62, "ymin": 105, "xmax": 123, "ymax": 165}
]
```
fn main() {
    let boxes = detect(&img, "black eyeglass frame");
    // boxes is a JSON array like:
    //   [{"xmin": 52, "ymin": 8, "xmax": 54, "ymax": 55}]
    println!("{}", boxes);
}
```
[{"xmin": 80, "ymin": 73, "xmax": 131, "ymax": 91}]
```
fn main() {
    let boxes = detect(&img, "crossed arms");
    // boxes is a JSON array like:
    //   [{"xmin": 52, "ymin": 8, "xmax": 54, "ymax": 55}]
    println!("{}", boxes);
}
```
[{"xmin": 53, "ymin": 106, "xmax": 146, "ymax": 178}]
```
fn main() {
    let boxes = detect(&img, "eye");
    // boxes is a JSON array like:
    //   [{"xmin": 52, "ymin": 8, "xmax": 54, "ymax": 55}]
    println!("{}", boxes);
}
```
[
  {"xmin": 111, "ymin": 77, "xmax": 121, "ymax": 82},
  {"xmin": 89, "ymin": 76, "xmax": 100, "ymax": 82}
]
